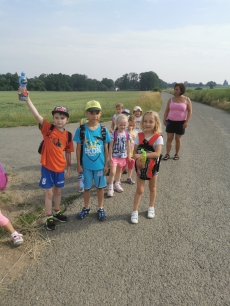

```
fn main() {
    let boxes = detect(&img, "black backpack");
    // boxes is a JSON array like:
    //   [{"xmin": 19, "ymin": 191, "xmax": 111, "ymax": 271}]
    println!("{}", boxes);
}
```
[{"xmin": 38, "ymin": 124, "xmax": 72, "ymax": 154}]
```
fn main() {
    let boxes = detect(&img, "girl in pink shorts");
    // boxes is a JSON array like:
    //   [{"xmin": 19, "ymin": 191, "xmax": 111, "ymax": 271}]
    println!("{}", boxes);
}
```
[
  {"xmin": 107, "ymin": 114, "xmax": 132, "ymax": 197},
  {"xmin": 122, "ymin": 115, "xmax": 137, "ymax": 184}
]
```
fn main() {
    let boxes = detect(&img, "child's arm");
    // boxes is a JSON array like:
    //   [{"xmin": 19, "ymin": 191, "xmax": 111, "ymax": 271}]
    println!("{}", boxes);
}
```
[
  {"xmin": 108, "ymin": 140, "xmax": 114, "ymax": 162},
  {"xmin": 127, "ymin": 140, "xmax": 132, "ymax": 161},
  {"xmin": 76, "ymin": 143, "xmax": 83, "ymax": 174},
  {"xmin": 26, "ymin": 95, "xmax": 44, "ymax": 125},
  {"xmin": 145, "ymin": 145, "xmax": 162, "ymax": 159},
  {"xmin": 65, "ymin": 152, "xmax": 71, "ymax": 179},
  {"xmin": 103, "ymin": 143, "xmax": 109, "ymax": 175}
]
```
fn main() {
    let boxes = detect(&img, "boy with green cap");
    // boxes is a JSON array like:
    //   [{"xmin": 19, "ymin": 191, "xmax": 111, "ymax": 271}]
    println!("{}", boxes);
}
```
[{"xmin": 73, "ymin": 101, "xmax": 111, "ymax": 220}]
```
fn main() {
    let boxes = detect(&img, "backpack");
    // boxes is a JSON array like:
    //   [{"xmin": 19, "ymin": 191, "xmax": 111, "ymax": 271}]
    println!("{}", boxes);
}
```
[
  {"xmin": 135, "ymin": 132, "xmax": 162, "ymax": 180},
  {"xmin": 80, "ymin": 123, "xmax": 106, "ymax": 165},
  {"xmin": 0, "ymin": 163, "xmax": 8, "ymax": 190},
  {"xmin": 38, "ymin": 124, "xmax": 72, "ymax": 154}
]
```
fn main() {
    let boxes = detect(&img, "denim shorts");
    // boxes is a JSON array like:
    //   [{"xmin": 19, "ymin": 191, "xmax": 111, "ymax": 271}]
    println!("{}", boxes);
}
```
[
  {"xmin": 39, "ymin": 166, "xmax": 65, "ymax": 189},
  {"xmin": 83, "ymin": 168, "xmax": 107, "ymax": 190}
]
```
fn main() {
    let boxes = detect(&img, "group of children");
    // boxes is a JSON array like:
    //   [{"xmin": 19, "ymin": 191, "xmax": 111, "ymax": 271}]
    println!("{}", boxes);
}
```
[{"xmin": 0, "ymin": 96, "xmax": 164, "ymax": 245}]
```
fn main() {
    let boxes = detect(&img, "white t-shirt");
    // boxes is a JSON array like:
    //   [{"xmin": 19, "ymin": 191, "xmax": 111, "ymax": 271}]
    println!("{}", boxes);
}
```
[{"xmin": 135, "ymin": 116, "xmax": 142, "ymax": 132}]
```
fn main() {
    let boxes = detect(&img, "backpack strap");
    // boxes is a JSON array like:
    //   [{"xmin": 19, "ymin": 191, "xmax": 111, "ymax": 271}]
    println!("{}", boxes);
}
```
[
  {"xmin": 79, "ymin": 124, "xmax": 85, "ymax": 165},
  {"xmin": 65, "ymin": 131, "xmax": 72, "ymax": 151},
  {"xmin": 147, "ymin": 133, "xmax": 161, "ymax": 146},
  {"xmin": 114, "ymin": 130, "xmax": 129, "ymax": 142},
  {"xmin": 138, "ymin": 132, "xmax": 145, "ymax": 144},
  {"xmin": 39, "ymin": 123, "xmax": 55, "ymax": 136},
  {"xmin": 138, "ymin": 132, "xmax": 161, "ymax": 146},
  {"xmin": 80, "ymin": 123, "xmax": 85, "ymax": 144},
  {"xmin": 101, "ymin": 125, "xmax": 106, "ymax": 143}
]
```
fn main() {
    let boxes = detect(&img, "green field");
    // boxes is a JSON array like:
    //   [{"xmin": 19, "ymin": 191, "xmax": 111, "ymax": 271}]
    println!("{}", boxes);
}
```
[{"xmin": 0, "ymin": 91, "xmax": 162, "ymax": 127}]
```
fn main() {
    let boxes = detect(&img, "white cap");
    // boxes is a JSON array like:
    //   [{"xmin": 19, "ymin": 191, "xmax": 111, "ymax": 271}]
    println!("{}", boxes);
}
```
[{"xmin": 133, "ymin": 106, "xmax": 142, "ymax": 111}]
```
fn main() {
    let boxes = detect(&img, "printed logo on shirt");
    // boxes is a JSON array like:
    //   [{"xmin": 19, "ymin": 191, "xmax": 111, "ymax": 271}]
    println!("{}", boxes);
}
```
[{"xmin": 84, "ymin": 137, "xmax": 102, "ymax": 157}]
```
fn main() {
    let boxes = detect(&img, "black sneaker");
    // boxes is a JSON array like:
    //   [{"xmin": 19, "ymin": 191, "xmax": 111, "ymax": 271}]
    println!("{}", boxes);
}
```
[
  {"xmin": 45, "ymin": 217, "xmax": 56, "ymax": 231},
  {"xmin": 53, "ymin": 210, "xmax": 68, "ymax": 222}
]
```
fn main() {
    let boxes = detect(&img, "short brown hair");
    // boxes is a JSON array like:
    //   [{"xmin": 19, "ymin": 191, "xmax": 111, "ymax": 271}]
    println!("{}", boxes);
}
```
[
  {"xmin": 128, "ymin": 115, "xmax": 137, "ymax": 122},
  {"xmin": 116, "ymin": 103, "xmax": 124, "ymax": 109},
  {"xmin": 174, "ymin": 83, "xmax": 185, "ymax": 95}
]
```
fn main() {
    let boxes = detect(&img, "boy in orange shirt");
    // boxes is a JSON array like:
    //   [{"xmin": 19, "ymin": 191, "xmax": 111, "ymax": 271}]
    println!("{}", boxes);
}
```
[{"xmin": 25, "ymin": 95, "xmax": 74, "ymax": 230}]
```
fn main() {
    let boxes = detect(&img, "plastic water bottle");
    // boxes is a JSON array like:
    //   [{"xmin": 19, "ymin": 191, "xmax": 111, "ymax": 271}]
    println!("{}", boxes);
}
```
[
  {"xmin": 18, "ymin": 72, "xmax": 28, "ymax": 101},
  {"xmin": 140, "ymin": 149, "xmax": 146, "ymax": 168},
  {"xmin": 77, "ymin": 173, "xmax": 84, "ymax": 193}
]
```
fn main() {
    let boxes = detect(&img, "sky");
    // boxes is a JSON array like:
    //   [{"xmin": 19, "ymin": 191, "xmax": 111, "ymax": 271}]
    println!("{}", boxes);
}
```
[{"xmin": 0, "ymin": 0, "xmax": 230, "ymax": 85}]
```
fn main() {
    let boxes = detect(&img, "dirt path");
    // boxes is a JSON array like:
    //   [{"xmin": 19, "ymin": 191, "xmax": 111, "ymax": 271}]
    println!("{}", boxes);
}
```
[{"xmin": 1, "ymin": 93, "xmax": 230, "ymax": 305}]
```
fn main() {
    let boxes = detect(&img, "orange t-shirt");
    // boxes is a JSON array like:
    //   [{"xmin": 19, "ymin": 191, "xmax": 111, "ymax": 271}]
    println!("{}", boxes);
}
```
[{"xmin": 40, "ymin": 120, "xmax": 74, "ymax": 172}]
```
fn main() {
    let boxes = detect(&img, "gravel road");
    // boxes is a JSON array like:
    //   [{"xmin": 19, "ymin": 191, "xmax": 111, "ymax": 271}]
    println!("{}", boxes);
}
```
[{"xmin": 1, "ymin": 92, "xmax": 230, "ymax": 306}]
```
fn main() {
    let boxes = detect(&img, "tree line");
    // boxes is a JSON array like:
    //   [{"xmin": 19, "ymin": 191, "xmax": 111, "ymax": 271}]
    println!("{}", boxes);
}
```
[{"xmin": 0, "ymin": 71, "xmax": 167, "ymax": 91}]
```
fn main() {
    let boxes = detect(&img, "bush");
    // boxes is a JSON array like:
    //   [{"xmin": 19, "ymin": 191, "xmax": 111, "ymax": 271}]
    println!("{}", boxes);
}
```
[
  {"xmin": 152, "ymin": 87, "xmax": 162, "ymax": 92},
  {"xmin": 194, "ymin": 87, "xmax": 203, "ymax": 90}
]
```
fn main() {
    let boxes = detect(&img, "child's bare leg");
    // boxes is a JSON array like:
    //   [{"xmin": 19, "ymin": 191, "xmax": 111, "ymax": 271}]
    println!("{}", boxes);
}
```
[
  {"xmin": 149, "ymin": 175, "xmax": 158, "ymax": 207},
  {"xmin": 127, "ymin": 168, "xmax": 133, "ymax": 178},
  {"xmin": 97, "ymin": 188, "xmax": 104, "ymax": 208},
  {"xmin": 45, "ymin": 188, "xmax": 53, "ymax": 215},
  {"xmin": 115, "ymin": 166, "xmax": 122, "ymax": 182},
  {"xmin": 4, "ymin": 220, "xmax": 15, "ymax": 235},
  {"xmin": 53, "ymin": 186, "xmax": 62, "ymax": 211},
  {"xmin": 108, "ymin": 166, "xmax": 116, "ymax": 184},
  {"xmin": 83, "ymin": 189, "xmax": 90, "ymax": 209},
  {"xmin": 133, "ymin": 178, "xmax": 145, "ymax": 211}
]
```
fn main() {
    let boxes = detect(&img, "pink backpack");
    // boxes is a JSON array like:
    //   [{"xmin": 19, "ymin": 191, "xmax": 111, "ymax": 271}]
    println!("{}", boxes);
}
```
[{"xmin": 0, "ymin": 163, "xmax": 8, "ymax": 190}]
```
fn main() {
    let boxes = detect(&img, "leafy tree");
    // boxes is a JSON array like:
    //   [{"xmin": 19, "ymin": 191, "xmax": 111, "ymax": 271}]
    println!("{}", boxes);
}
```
[
  {"xmin": 101, "ymin": 78, "xmax": 114, "ymax": 89},
  {"xmin": 139, "ymin": 71, "xmax": 159, "ymax": 91}
]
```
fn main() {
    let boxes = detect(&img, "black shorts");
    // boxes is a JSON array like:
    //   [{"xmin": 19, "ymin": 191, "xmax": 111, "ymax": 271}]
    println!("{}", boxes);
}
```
[{"xmin": 166, "ymin": 120, "xmax": 185, "ymax": 135}]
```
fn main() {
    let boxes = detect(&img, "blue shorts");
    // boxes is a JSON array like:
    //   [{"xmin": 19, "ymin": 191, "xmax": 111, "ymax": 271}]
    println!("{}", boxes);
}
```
[
  {"xmin": 83, "ymin": 168, "xmax": 107, "ymax": 190},
  {"xmin": 39, "ymin": 166, "xmax": 65, "ymax": 189}
]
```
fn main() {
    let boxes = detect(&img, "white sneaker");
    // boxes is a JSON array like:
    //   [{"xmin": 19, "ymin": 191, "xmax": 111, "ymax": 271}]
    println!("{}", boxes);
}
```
[
  {"xmin": 147, "ymin": 207, "xmax": 155, "ymax": 218},
  {"xmin": 114, "ymin": 182, "xmax": 124, "ymax": 193},
  {"xmin": 131, "ymin": 211, "xmax": 138, "ymax": 224},
  {"xmin": 107, "ymin": 187, "xmax": 114, "ymax": 197},
  {"xmin": 11, "ymin": 232, "xmax": 23, "ymax": 246}
]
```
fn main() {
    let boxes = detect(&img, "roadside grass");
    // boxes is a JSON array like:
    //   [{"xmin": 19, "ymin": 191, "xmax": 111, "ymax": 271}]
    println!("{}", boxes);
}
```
[
  {"xmin": 1, "ymin": 91, "xmax": 162, "ymax": 127},
  {"xmin": 164, "ymin": 88, "xmax": 230, "ymax": 112},
  {"xmin": 0, "ymin": 193, "xmax": 80, "ymax": 264}
]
